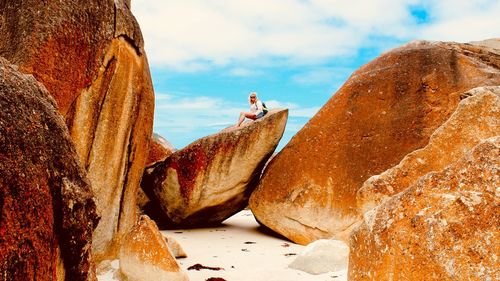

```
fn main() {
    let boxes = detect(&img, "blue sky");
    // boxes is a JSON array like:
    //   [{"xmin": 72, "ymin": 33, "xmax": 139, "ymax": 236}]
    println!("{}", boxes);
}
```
[{"xmin": 132, "ymin": 0, "xmax": 499, "ymax": 150}]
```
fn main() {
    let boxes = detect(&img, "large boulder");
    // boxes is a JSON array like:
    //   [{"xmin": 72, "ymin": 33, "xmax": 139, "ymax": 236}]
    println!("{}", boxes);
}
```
[
  {"xmin": 0, "ymin": 58, "xmax": 98, "ymax": 280},
  {"xmin": 357, "ymin": 86, "xmax": 500, "ymax": 213},
  {"xmin": 249, "ymin": 40, "xmax": 500, "ymax": 244},
  {"xmin": 349, "ymin": 137, "xmax": 500, "ymax": 280},
  {"xmin": 0, "ymin": 0, "xmax": 155, "ymax": 261},
  {"xmin": 143, "ymin": 109, "xmax": 288, "ymax": 227},
  {"xmin": 119, "ymin": 215, "xmax": 188, "ymax": 281}
]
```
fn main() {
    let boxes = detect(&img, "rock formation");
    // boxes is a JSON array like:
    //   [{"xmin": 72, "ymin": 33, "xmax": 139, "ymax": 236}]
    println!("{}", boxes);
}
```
[
  {"xmin": 249, "ymin": 40, "xmax": 500, "ymax": 244},
  {"xmin": 0, "ymin": 58, "xmax": 98, "ymax": 280},
  {"xmin": 119, "ymin": 215, "xmax": 189, "ymax": 281},
  {"xmin": 164, "ymin": 236, "xmax": 188, "ymax": 259},
  {"xmin": 147, "ymin": 133, "xmax": 176, "ymax": 166},
  {"xmin": 138, "ymin": 133, "xmax": 175, "ymax": 211},
  {"xmin": 349, "ymin": 137, "xmax": 500, "ymax": 280},
  {"xmin": 0, "ymin": 0, "xmax": 155, "ymax": 261},
  {"xmin": 143, "ymin": 109, "xmax": 288, "ymax": 227},
  {"xmin": 288, "ymin": 240, "xmax": 349, "ymax": 275},
  {"xmin": 357, "ymin": 86, "xmax": 500, "ymax": 213}
]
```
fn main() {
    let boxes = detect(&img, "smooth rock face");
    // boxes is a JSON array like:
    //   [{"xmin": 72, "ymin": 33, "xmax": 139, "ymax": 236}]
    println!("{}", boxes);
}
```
[
  {"xmin": 349, "ymin": 137, "xmax": 500, "ymax": 280},
  {"xmin": 288, "ymin": 240, "xmax": 349, "ymax": 275},
  {"xmin": 0, "ymin": 0, "xmax": 155, "ymax": 261},
  {"xmin": 249, "ymin": 40, "xmax": 500, "ymax": 244},
  {"xmin": 0, "ymin": 59, "xmax": 98, "ymax": 281},
  {"xmin": 143, "ymin": 109, "xmax": 288, "ymax": 227},
  {"xmin": 357, "ymin": 86, "xmax": 500, "ymax": 213},
  {"xmin": 67, "ymin": 36, "xmax": 154, "ymax": 262},
  {"xmin": 147, "ymin": 133, "xmax": 175, "ymax": 166},
  {"xmin": 119, "ymin": 216, "xmax": 188, "ymax": 281},
  {"xmin": 165, "ymin": 235, "xmax": 188, "ymax": 259}
]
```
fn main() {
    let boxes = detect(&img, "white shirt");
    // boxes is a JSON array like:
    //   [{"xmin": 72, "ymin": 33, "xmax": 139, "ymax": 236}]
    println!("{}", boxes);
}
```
[{"xmin": 250, "ymin": 100, "xmax": 264, "ymax": 116}]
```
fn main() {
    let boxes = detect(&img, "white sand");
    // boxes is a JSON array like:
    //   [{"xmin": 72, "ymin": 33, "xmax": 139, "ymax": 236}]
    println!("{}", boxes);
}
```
[
  {"xmin": 97, "ymin": 209, "xmax": 348, "ymax": 281},
  {"xmin": 165, "ymin": 209, "xmax": 347, "ymax": 281}
]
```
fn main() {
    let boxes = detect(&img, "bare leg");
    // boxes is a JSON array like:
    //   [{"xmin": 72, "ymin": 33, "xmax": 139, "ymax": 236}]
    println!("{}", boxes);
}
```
[
  {"xmin": 237, "ymin": 112, "xmax": 256, "ymax": 126},
  {"xmin": 237, "ymin": 112, "xmax": 245, "ymax": 126}
]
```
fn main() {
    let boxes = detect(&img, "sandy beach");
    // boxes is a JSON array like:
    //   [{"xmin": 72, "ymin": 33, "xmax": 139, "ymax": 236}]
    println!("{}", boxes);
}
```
[
  {"xmin": 167, "ymin": 209, "xmax": 347, "ymax": 281},
  {"xmin": 98, "ymin": 209, "xmax": 347, "ymax": 281}
]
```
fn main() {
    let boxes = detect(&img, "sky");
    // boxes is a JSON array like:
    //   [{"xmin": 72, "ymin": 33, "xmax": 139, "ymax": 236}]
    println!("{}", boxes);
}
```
[{"xmin": 131, "ymin": 0, "xmax": 500, "ymax": 150}]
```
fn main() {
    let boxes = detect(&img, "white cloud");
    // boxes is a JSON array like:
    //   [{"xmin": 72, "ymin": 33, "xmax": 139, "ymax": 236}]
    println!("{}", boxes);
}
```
[
  {"xmin": 291, "ymin": 67, "xmax": 353, "ymax": 85},
  {"xmin": 153, "ymin": 93, "xmax": 318, "ymax": 138},
  {"xmin": 227, "ymin": 67, "xmax": 262, "ymax": 77},
  {"xmin": 156, "ymin": 96, "xmax": 218, "ymax": 110},
  {"xmin": 265, "ymin": 100, "xmax": 320, "ymax": 118},
  {"xmin": 417, "ymin": 0, "xmax": 500, "ymax": 42},
  {"xmin": 291, "ymin": 107, "xmax": 322, "ymax": 118},
  {"xmin": 132, "ymin": 0, "xmax": 499, "ymax": 72},
  {"xmin": 133, "ymin": 0, "xmax": 499, "ymax": 149},
  {"xmin": 132, "ymin": 0, "xmax": 422, "ymax": 71}
]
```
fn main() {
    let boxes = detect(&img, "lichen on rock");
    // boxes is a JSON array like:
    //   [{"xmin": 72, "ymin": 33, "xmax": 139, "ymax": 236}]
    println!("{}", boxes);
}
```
[{"xmin": 0, "ymin": 58, "xmax": 99, "ymax": 281}]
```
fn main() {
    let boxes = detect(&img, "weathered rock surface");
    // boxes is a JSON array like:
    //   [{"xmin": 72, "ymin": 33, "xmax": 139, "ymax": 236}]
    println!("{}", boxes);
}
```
[
  {"xmin": 249, "ymin": 40, "xmax": 500, "ymax": 244},
  {"xmin": 119, "ymin": 215, "xmax": 188, "ymax": 281},
  {"xmin": 143, "ymin": 109, "xmax": 288, "ymax": 227},
  {"xmin": 147, "ymin": 133, "xmax": 176, "ymax": 166},
  {"xmin": 349, "ymin": 136, "xmax": 500, "ymax": 280},
  {"xmin": 358, "ymin": 86, "xmax": 500, "ymax": 213},
  {"xmin": 288, "ymin": 239, "xmax": 349, "ymax": 275},
  {"xmin": 165, "ymin": 235, "xmax": 188, "ymax": 259},
  {"xmin": 138, "ymin": 133, "xmax": 175, "ymax": 210},
  {"xmin": 0, "ymin": 0, "xmax": 155, "ymax": 261},
  {"xmin": 0, "ymin": 58, "xmax": 98, "ymax": 280}
]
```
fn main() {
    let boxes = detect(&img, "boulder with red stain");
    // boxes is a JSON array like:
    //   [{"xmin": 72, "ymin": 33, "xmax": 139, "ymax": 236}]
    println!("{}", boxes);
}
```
[
  {"xmin": 249, "ymin": 39, "xmax": 500, "ymax": 245},
  {"xmin": 0, "ymin": 0, "xmax": 155, "ymax": 261},
  {"xmin": 349, "ymin": 136, "xmax": 500, "ymax": 280},
  {"xmin": 143, "ymin": 109, "xmax": 288, "ymax": 227},
  {"xmin": 0, "ymin": 58, "xmax": 99, "ymax": 280},
  {"xmin": 357, "ymin": 86, "xmax": 500, "ymax": 213},
  {"xmin": 119, "ymin": 215, "xmax": 188, "ymax": 281}
]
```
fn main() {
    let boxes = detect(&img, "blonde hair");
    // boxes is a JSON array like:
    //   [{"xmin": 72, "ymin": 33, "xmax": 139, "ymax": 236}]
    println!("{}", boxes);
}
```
[{"xmin": 248, "ymin": 91, "xmax": 258, "ymax": 104}]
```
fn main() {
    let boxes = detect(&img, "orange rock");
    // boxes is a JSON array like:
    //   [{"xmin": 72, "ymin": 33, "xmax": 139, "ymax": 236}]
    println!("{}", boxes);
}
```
[
  {"xmin": 0, "ymin": 0, "xmax": 155, "ymax": 261},
  {"xmin": 119, "ymin": 215, "xmax": 188, "ymax": 281},
  {"xmin": 349, "ymin": 136, "xmax": 500, "ymax": 280},
  {"xmin": 67, "ymin": 37, "xmax": 154, "ymax": 261},
  {"xmin": 358, "ymin": 86, "xmax": 500, "ymax": 213},
  {"xmin": 143, "ymin": 109, "xmax": 288, "ymax": 227},
  {"xmin": 249, "ymin": 40, "xmax": 500, "ymax": 245},
  {"xmin": 147, "ymin": 133, "xmax": 175, "ymax": 166},
  {"xmin": 0, "ymin": 58, "xmax": 98, "ymax": 281}
]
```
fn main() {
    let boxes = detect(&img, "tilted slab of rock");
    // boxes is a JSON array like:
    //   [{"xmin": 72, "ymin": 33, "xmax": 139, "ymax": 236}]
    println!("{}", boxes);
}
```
[
  {"xmin": 0, "ymin": 0, "xmax": 155, "ymax": 261},
  {"xmin": 0, "ymin": 58, "xmax": 98, "ymax": 281},
  {"xmin": 249, "ymin": 39, "xmax": 500, "ymax": 245},
  {"xmin": 143, "ymin": 109, "xmax": 288, "ymax": 227},
  {"xmin": 349, "ymin": 137, "xmax": 500, "ymax": 280},
  {"xmin": 119, "ymin": 215, "xmax": 188, "ymax": 281},
  {"xmin": 357, "ymin": 86, "xmax": 500, "ymax": 213}
]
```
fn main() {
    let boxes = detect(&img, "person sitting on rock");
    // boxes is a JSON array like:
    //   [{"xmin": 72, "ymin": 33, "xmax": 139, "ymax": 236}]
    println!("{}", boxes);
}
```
[{"xmin": 237, "ymin": 91, "xmax": 264, "ymax": 126}]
